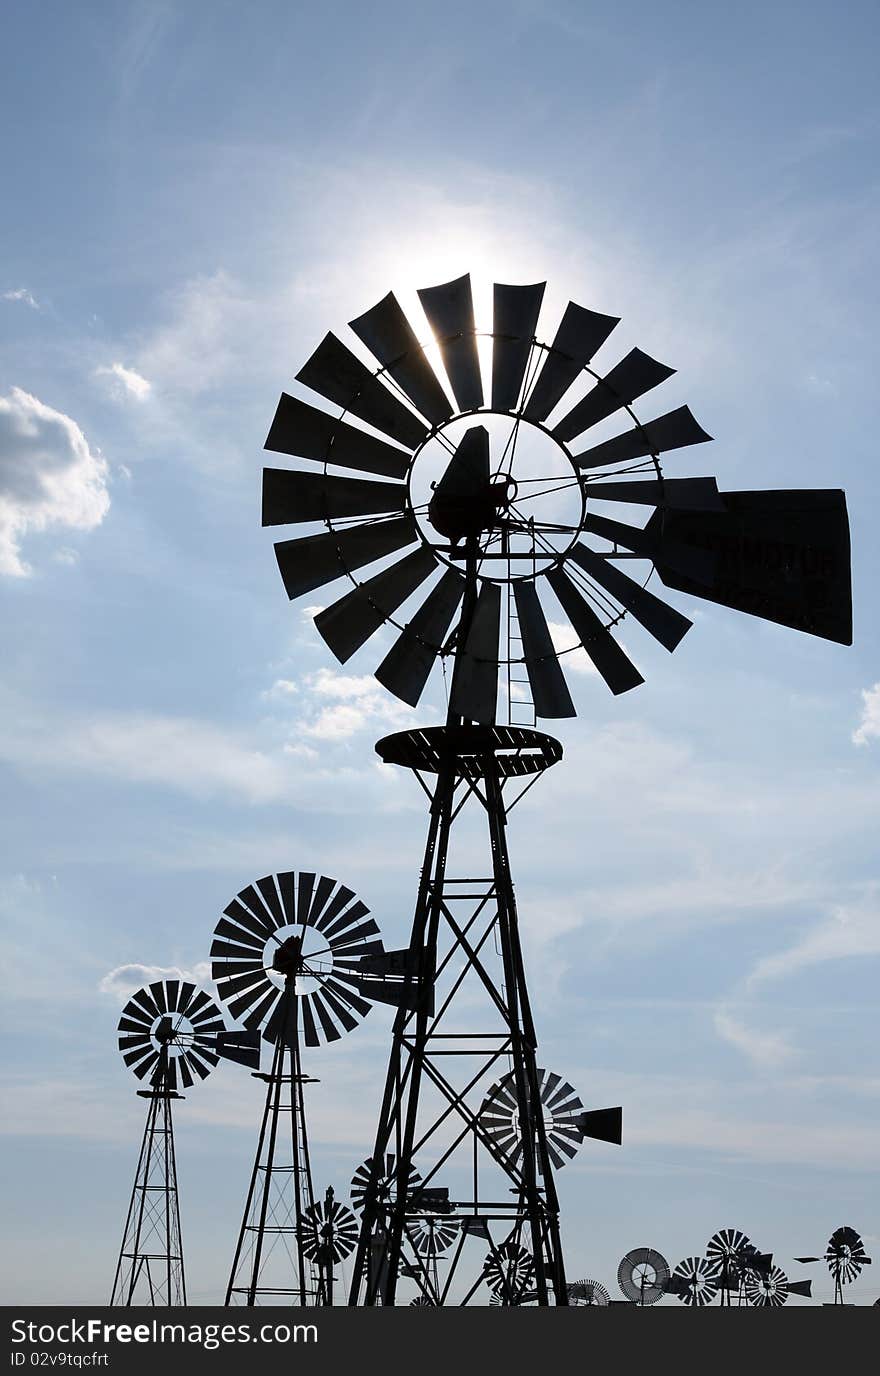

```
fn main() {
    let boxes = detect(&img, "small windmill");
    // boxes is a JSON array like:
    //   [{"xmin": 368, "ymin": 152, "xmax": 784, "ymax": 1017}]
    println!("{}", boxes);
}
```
[
  {"xmin": 669, "ymin": 1256, "xmax": 716, "ymax": 1307},
  {"xmin": 746, "ymin": 1264, "xmax": 812, "ymax": 1307},
  {"xmin": 617, "ymin": 1248, "xmax": 670, "ymax": 1306},
  {"xmin": 299, "ymin": 1187, "xmax": 359, "ymax": 1305},
  {"xmin": 111, "ymin": 979, "xmax": 259, "ymax": 1306},
  {"xmin": 213, "ymin": 872, "xmax": 408, "ymax": 1305},
  {"xmin": 568, "ymin": 1279, "xmax": 611, "ymax": 1306},
  {"xmin": 797, "ymin": 1226, "xmax": 872, "ymax": 1305}
]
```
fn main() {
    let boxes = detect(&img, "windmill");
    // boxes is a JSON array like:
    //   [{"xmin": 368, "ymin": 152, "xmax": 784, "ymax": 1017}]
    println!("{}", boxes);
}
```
[
  {"xmin": 260, "ymin": 273, "xmax": 852, "ymax": 1305},
  {"xmin": 299, "ymin": 1187, "xmax": 359, "ymax": 1306},
  {"xmin": 617, "ymin": 1247, "xmax": 670, "ymax": 1306},
  {"xmin": 669, "ymin": 1256, "xmax": 716, "ymax": 1307},
  {"xmin": 746, "ymin": 1264, "xmax": 812, "ymax": 1307},
  {"xmin": 797, "ymin": 1225, "xmax": 872, "ymax": 1305},
  {"xmin": 212, "ymin": 872, "xmax": 406, "ymax": 1305},
  {"xmin": 111, "ymin": 979, "xmax": 259, "ymax": 1306},
  {"xmin": 567, "ymin": 1279, "xmax": 611, "ymax": 1306}
]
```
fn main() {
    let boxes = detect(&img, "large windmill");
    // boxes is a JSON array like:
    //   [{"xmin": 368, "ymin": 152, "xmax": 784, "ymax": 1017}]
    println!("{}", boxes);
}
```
[
  {"xmin": 111, "ymin": 979, "xmax": 259, "ymax": 1306},
  {"xmin": 260, "ymin": 273, "xmax": 851, "ymax": 1305}
]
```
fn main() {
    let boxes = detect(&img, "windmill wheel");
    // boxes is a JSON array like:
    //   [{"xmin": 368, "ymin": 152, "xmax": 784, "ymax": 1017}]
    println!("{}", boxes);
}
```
[
  {"xmin": 479, "ymin": 1067, "xmax": 586, "ymax": 1170},
  {"xmin": 483, "ymin": 1240, "xmax": 534, "ymax": 1298},
  {"xmin": 260, "ymin": 273, "xmax": 728, "ymax": 726},
  {"xmin": 746, "ymin": 1264, "xmax": 790, "ymax": 1308},
  {"xmin": 117, "ymin": 980, "xmax": 226, "ymax": 1091},
  {"xmin": 826, "ymin": 1226, "xmax": 871, "ymax": 1286},
  {"xmin": 406, "ymin": 1216, "xmax": 460, "ymax": 1258},
  {"xmin": 350, "ymin": 1153, "xmax": 422, "ymax": 1215},
  {"xmin": 299, "ymin": 1196, "xmax": 358, "ymax": 1264},
  {"xmin": 409, "ymin": 1296, "xmax": 436, "ymax": 1306},
  {"xmin": 706, "ymin": 1227, "xmax": 752, "ymax": 1292},
  {"xmin": 671, "ymin": 1256, "xmax": 716, "ymax": 1307},
  {"xmin": 211, "ymin": 872, "xmax": 384, "ymax": 1047},
  {"xmin": 617, "ymin": 1247, "xmax": 670, "ymax": 1305},
  {"xmin": 568, "ymin": 1278, "xmax": 610, "ymax": 1306}
]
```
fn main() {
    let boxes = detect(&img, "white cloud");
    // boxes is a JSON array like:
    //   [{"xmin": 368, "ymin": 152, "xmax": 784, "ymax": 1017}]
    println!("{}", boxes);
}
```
[
  {"xmin": 746, "ymin": 890, "xmax": 880, "ymax": 988},
  {"xmin": 0, "ymin": 388, "xmax": 110, "ymax": 576},
  {"xmin": 548, "ymin": 620, "xmax": 598, "ymax": 676},
  {"xmin": 53, "ymin": 546, "xmax": 79, "ymax": 566},
  {"xmin": 713, "ymin": 1005, "xmax": 794, "ymax": 1069},
  {"xmin": 99, "ymin": 961, "xmax": 212, "ymax": 1005},
  {"xmin": 136, "ymin": 269, "xmax": 251, "ymax": 395},
  {"xmin": 853, "ymin": 682, "xmax": 880, "ymax": 745},
  {"xmin": 298, "ymin": 667, "xmax": 412, "ymax": 740},
  {"xmin": 95, "ymin": 361, "xmax": 152, "ymax": 401},
  {"xmin": 0, "ymin": 708, "xmax": 289, "ymax": 803},
  {"xmin": 2, "ymin": 288, "xmax": 39, "ymax": 309}
]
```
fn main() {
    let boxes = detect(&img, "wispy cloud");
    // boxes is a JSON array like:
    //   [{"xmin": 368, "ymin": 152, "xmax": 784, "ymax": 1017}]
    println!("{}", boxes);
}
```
[
  {"xmin": 0, "ymin": 387, "xmax": 110, "ymax": 576},
  {"xmin": 98, "ymin": 960, "xmax": 212, "ymax": 1005},
  {"xmin": 853, "ymin": 682, "xmax": 880, "ymax": 745},
  {"xmin": 0, "ymin": 707, "xmax": 289, "ymax": 803},
  {"xmin": 713, "ymin": 1005, "xmax": 795, "ymax": 1069},
  {"xmin": 95, "ymin": 362, "xmax": 152, "ymax": 401},
  {"xmin": 746, "ymin": 889, "xmax": 880, "ymax": 988},
  {"xmin": 2, "ymin": 287, "xmax": 39, "ymax": 309}
]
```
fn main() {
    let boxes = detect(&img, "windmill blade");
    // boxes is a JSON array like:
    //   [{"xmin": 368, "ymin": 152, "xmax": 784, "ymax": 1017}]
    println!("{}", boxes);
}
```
[
  {"xmin": 265, "ymin": 393, "xmax": 411, "ymax": 479},
  {"xmin": 164, "ymin": 979, "xmax": 180, "ymax": 1012},
  {"xmin": 554, "ymin": 349, "xmax": 676, "ymax": 443},
  {"xmin": 304, "ymin": 990, "xmax": 342, "ymax": 1043},
  {"xmin": 118, "ymin": 1017, "xmax": 152, "ymax": 1036},
  {"xmin": 215, "ymin": 1030, "xmax": 262, "ymax": 1070},
  {"xmin": 312, "ymin": 883, "xmax": 355, "ymax": 933},
  {"xmin": 491, "ymin": 282, "xmax": 546, "ymax": 411},
  {"xmin": 177, "ymin": 1057, "xmax": 194, "ymax": 1091},
  {"xmin": 546, "ymin": 565, "xmax": 644, "ymax": 695},
  {"xmin": 417, "ymin": 274, "xmax": 483, "ymax": 410},
  {"xmin": 523, "ymin": 302, "xmax": 619, "ymax": 422},
  {"xmin": 375, "ymin": 567, "xmax": 465, "ymax": 706},
  {"xmin": 449, "ymin": 580, "xmax": 501, "ymax": 724},
  {"xmin": 214, "ymin": 916, "xmax": 264, "ymax": 949},
  {"xmin": 296, "ymin": 332, "xmax": 427, "ymax": 449},
  {"xmin": 149, "ymin": 981, "xmax": 168, "ymax": 1014},
  {"xmin": 567, "ymin": 543, "xmax": 692, "ymax": 652},
  {"xmin": 349, "ymin": 291, "xmax": 453, "ymax": 426},
  {"xmin": 513, "ymin": 581, "xmax": 576, "ymax": 719},
  {"xmin": 253, "ymin": 875, "xmax": 285, "ymax": 930},
  {"xmin": 646, "ymin": 489, "xmax": 853, "ymax": 645},
  {"xmin": 584, "ymin": 477, "xmax": 725, "ymax": 511},
  {"xmin": 262, "ymin": 469, "xmax": 407, "ymax": 525},
  {"xmin": 304, "ymin": 874, "xmax": 336, "ymax": 926},
  {"xmin": 584, "ymin": 511, "xmax": 717, "ymax": 585},
  {"xmin": 574, "ymin": 405, "xmax": 713, "ymax": 470},
  {"xmin": 185, "ymin": 989, "xmax": 215, "ymax": 1022},
  {"xmin": 176, "ymin": 982, "xmax": 197, "ymax": 1017},
  {"xmin": 131, "ymin": 987, "xmax": 160, "ymax": 1022},
  {"xmin": 223, "ymin": 898, "xmax": 275, "ymax": 943},
  {"xmin": 125, "ymin": 1046, "xmax": 158, "ymax": 1077},
  {"xmin": 211, "ymin": 937, "xmax": 264, "ymax": 962},
  {"xmin": 314, "ymin": 545, "xmax": 438, "ymax": 664},
  {"xmin": 119, "ymin": 1001, "xmax": 152, "ymax": 1029},
  {"xmin": 576, "ymin": 1106, "xmax": 623, "ymax": 1145},
  {"xmin": 274, "ymin": 513, "xmax": 417, "ymax": 600}
]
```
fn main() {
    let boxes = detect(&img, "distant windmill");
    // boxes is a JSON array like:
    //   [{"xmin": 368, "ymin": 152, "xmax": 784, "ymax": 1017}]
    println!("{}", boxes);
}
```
[
  {"xmin": 111, "ymin": 979, "xmax": 259, "ymax": 1306},
  {"xmin": 797, "ymin": 1226, "xmax": 872, "ymax": 1305}
]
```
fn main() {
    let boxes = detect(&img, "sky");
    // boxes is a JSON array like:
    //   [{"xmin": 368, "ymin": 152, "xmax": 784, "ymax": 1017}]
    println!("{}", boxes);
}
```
[{"xmin": 1, "ymin": 0, "xmax": 878, "ymax": 1306}]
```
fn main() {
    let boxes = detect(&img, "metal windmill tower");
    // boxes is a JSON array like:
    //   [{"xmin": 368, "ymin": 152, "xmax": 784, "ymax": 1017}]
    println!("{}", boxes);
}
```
[
  {"xmin": 211, "ymin": 872, "xmax": 406, "ymax": 1305},
  {"xmin": 259, "ymin": 272, "xmax": 852, "ymax": 1305},
  {"xmin": 111, "ymin": 979, "xmax": 259, "ymax": 1306}
]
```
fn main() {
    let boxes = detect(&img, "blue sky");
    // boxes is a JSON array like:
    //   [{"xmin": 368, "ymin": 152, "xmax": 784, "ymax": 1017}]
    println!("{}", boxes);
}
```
[{"xmin": 1, "ymin": 0, "xmax": 878, "ymax": 1305}]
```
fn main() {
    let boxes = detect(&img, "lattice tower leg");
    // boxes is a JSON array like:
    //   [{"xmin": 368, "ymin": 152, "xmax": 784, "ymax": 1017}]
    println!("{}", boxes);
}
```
[
  {"xmin": 111, "ymin": 1082, "xmax": 185, "ymax": 1306},
  {"xmin": 348, "ymin": 734, "xmax": 567, "ymax": 1306},
  {"xmin": 225, "ymin": 990, "xmax": 319, "ymax": 1305}
]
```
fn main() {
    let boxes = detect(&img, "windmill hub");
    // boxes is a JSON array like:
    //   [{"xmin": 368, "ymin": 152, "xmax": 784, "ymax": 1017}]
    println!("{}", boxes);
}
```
[
  {"xmin": 272, "ymin": 933, "xmax": 306, "ymax": 977},
  {"xmin": 410, "ymin": 413, "xmax": 584, "ymax": 577}
]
